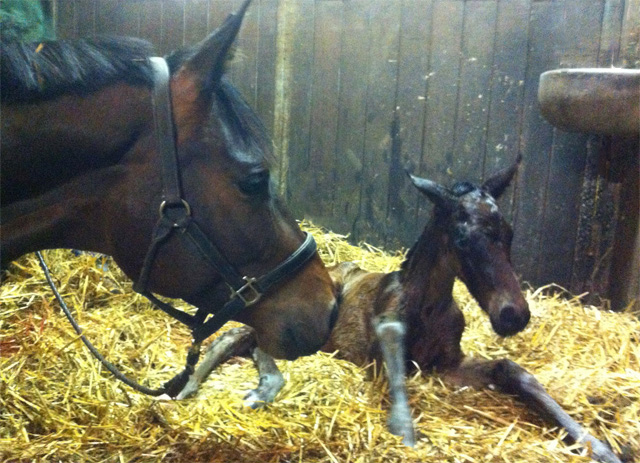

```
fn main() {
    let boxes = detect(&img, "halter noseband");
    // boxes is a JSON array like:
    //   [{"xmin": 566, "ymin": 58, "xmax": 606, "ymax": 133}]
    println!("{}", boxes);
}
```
[{"xmin": 133, "ymin": 57, "xmax": 318, "ymax": 345}]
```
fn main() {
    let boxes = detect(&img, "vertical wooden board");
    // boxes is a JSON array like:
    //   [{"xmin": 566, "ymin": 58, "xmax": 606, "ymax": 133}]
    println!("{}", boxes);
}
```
[
  {"xmin": 598, "ymin": 0, "xmax": 625, "ymax": 66},
  {"xmin": 620, "ymin": 0, "xmax": 640, "ymax": 67},
  {"xmin": 510, "ymin": 0, "xmax": 562, "ymax": 286},
  {"xmin": 484, "ymin": 0, "xmax": 529, "ymax": 224},
  {"xmin": 284, "ymin": 0, "xmax": 315, "ymax": 216},
  {"xmin": 95, "ymin": 0, "xmax": 118, "ymax": 34},
  {"xmin": 331, "ymin": 0, "xmax": 372, "ymax": 237},
  {"xmin": 95, "ymin": 0, "xmax": 139, "ymax": 37},
  {"xmin": 571, "ymin": 137, "xmax": 603, "ymax": 294},
  {"xmin": 75, "ymin": 0, "xmax": 96, "ymax": 37},
  {"xmin": 256, "ymin": 0, "xmax": 279, "ymax": 136},
  {"xmin": 303, "ymin": 1, "xmax": 343, "ymax": 224},
  {"xmin": 353, "ymin": 0, "xmax": 401, "ymax": 245},
  {"xmin": 208, "ymin": 0, "xmax": 237, "ymax": 32},
  {"xmin": 537, "ymin": 0, "xmax": 605, "ymax": 286},
  {"xmin": 184, "ymin": 0, "xmax": 209, "ymax": 45},
  {"xmin": 608, "ymin": 139, "xmax": 640, "ymax": 310},
  {"xmin": 452, "ymin": 1, "xmax": 498, "ymax": 184},
  {"xmin": 557, "ymin": 0, "xmax": 605, "ymax": 68},
  {"xmin": 416, "ymin": 0, "xmax": 464, "ymax": 223},
  {"xmin": 159, "ymin": 0, "xmax": 185, "ymax": 54},
  {"xmin": 574, "ymin": 141, "xmax": 622, "ymax": 304},
  {"xmin": 117, "ymin": 1, "xmax": 141, "ymax": 38},
  {"xmin": 388, "ymin": 0, "xmax": 434, "ymax": 246},
  {"xmin": 230, "ymin": 0, "xmax": 259, "ymax": 107},
  {"xmin": 138, "ymin": 1, "xmax": 163, "ymax": 49},
  {"xmin": 538, "ymin": 131, "xmax": 592, "ymax": 287},
  {"xmin": 55, "ymin": 1, "xmax": 77, "ymax": 39}
]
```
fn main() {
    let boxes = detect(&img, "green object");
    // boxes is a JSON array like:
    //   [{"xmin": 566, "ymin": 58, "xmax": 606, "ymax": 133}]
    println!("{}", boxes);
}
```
[{"xmin": 1, "ymin": 0, "xmax": 55, "ymax": 42}]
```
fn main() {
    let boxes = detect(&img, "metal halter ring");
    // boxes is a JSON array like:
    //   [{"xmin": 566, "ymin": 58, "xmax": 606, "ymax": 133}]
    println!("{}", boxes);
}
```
[
  {"xmin": 229, "ymin": 276, "xmax": 263, "ymax": 306},
  {"xmin": 159, "ymin": 199, "xmax": 191, "ymax": 226}
]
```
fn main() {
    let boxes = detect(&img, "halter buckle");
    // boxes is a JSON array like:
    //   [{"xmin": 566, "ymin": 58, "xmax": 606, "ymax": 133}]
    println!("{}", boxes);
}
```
[{"xmin": 229, "ymin": 276, "xmax": 262, "ymax": 306}]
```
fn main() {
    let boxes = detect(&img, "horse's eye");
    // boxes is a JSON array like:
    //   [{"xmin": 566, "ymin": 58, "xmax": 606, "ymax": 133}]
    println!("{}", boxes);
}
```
[{"xmin": 238, "ymin": 171, "xmax": 270, "ymax": 197}]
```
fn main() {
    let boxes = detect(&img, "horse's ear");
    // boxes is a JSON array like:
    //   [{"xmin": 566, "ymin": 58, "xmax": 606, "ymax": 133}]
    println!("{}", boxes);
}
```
[
  {"xmin": 183, "ymin": 0, "xmax": 251, "ymax": 92},
  {"xmin": 482, "ymin": 154, "xmax": 522, "ymax": 199},
  {"xmin": 407, "ymin": 172, "xmax": 457, "ymax": 211}
]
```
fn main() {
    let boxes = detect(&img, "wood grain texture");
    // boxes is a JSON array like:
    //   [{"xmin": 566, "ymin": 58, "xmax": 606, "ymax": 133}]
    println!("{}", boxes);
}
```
[{"xmin": 52, "ymin": 0, "xmax": 639, "ymax": 305}]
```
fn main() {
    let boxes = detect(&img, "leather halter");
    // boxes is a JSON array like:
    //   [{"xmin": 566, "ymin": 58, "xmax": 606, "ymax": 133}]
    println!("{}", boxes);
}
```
[{"xmin": 134, "ymin": 57, "xmax": 319, "ymax": 344}]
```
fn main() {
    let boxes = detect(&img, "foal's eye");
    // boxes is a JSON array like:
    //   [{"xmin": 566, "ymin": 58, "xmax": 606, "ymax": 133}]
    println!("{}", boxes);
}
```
[{"xmin": 238, "ymin": 171, "xmax": 270, "ymax": 197}]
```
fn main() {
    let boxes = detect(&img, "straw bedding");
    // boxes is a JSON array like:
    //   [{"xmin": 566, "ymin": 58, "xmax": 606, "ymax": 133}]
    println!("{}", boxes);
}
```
[{"xmin": 1, "ymin": 222, "xmax": 638, "ymax": 463}]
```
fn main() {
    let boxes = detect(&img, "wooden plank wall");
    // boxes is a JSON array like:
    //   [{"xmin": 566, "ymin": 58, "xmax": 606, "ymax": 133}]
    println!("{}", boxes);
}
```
[{"xmin": 55, "ymin": 0, "xmax": 639, "ymax": 305}]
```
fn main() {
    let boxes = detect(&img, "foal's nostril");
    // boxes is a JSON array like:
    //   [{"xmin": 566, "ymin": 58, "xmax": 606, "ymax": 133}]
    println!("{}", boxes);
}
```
[{"xmin": 499, "ymin": 305, "xmax": 517, "ymax": 326}]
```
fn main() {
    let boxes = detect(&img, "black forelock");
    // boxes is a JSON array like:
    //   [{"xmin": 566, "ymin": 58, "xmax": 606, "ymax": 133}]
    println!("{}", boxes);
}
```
[
  {"xmin": 1, "ymin": 36, "xmax": 156, "ymax": 103},
  {"xmin": 451, "ymin": 181, "xmax": 478, "ymax": 197}
]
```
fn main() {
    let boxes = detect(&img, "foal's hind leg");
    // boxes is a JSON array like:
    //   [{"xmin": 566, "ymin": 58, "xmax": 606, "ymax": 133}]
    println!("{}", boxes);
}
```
[
  {"xmin": 374, "ymin": 314, "xmax": 416, "ymax": 447},
  {"xmin": 243, "ymin": 347, "xmax": 285, "ymax": 409},
  {"xmin": 444, "ymin": 358, "xmax": 622, "ymax": 463}
]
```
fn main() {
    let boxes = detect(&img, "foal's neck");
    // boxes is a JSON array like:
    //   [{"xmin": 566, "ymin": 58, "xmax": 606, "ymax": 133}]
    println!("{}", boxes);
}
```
[
  {"xmin": 400, "ymin": 213, "xmax": 457, "ymax": 321},
  {"xmin": 399, "ymin": 212, "xmax": 467, "ymax": 371}
]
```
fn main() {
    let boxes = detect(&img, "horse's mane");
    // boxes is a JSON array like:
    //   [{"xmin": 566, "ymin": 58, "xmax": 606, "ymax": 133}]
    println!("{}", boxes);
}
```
[
  {"xmin": 2, "ymin": 35, "xmax": 272, "ymax": 162},
  {"xmin": 1, "ymin": 36, "xmax": 155, "ymax": 103}
]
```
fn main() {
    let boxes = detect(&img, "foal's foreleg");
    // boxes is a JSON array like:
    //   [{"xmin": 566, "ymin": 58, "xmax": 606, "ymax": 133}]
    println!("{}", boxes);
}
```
[
  {"xmin": 176, "ymin": 326, "xmax": 256, "ymax": 400},
  {"xmin": 176, "ymin": 326, "xmax": 285, "ymax": 408},
  {"xmin": 445, "ymin": 358, "xmax": 622, "ymax": 463},
  {"xmin": 243, "ymin": 347, "xmax": 285, "ymax": 409},
  {"xmin": 374, "ymin": 314, "xmax": 416, "ymax": 447}
]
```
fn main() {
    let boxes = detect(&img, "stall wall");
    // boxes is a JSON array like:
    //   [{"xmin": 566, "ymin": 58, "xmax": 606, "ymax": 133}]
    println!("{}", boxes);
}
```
[{"xmin": 54, "ymin": 0, "xmax": 640, "ymax": 308}]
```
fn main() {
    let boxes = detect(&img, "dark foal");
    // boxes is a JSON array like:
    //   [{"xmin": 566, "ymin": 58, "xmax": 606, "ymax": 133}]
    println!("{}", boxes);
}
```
[{"xmin": 177, "ymin": 159, "xmax": 621, "ymax": 463}]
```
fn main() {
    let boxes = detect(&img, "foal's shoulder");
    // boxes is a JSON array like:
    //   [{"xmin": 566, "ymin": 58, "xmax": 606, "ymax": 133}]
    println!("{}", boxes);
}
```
[{"xmin": 328, "ymin": 261, "xmax": 367, "ymax": 285}]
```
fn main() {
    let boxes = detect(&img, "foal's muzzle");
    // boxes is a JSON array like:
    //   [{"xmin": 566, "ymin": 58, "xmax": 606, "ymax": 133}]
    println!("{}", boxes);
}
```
[{"xmin": 491, "ymin": 302, "xmax": 531, "ymax": 337}]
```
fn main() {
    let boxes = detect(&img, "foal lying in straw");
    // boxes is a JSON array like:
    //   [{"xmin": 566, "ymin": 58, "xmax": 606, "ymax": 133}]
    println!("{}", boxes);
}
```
[{"xmin": 177, "ymin": 159, "xmax": 621, "ymax": 463}]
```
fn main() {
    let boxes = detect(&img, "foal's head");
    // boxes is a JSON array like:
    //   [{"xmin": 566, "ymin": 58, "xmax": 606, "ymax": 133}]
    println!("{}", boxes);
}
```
[{"xmin": 409, "ymin": 159, "xmax": 529, "ymax": 336}]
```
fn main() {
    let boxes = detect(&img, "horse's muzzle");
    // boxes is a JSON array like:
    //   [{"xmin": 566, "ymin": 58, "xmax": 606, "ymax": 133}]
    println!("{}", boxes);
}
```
[{"xmin": 281, "ymin": 301, "xmax": 339, "ymax": 360}]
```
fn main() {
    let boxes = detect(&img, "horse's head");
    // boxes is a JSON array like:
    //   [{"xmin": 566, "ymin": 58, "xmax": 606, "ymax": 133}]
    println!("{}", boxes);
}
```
[
  {"xmin": 122, "ymin": 1, "xmax": 337, "ymax": 359},
  {"xmin": 409, "ymin": 158, "xmax": 529, "ymax": 337}
]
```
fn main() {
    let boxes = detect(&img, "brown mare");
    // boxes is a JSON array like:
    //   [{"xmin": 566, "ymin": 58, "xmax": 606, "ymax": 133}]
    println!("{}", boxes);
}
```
[
  {"xmin": 177, "ymin": 158, "xmax": 622, "ymax": 463},
  {"xmin": 0, "ymin": 0, "xmax": 337, "ymax": 362}
]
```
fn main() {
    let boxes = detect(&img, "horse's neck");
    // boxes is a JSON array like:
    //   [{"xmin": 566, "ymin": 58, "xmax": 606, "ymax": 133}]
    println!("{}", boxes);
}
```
[
  {"xmin": 1, "ymin": 84, "xmax": 152, "ymax": 205},
  {"xmin": 0, "ymin": 85, "xmax": 155, "ymax": 265},
  {"xmin": 400, "ymin": 218, "xmax": 457, "ymax": 323}
]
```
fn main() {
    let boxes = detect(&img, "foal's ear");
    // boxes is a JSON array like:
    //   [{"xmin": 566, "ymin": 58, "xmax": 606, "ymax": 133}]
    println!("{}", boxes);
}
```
[
  {"xmin": 182, "ymin": 0, "xmax": 251, "ymax": 93},
  {"xmin": 408, "ymin": 173, "xmax": 457, "ymax": 211},
  {"xmin": 482, "ymin": 154, "xmax": 522, "ymax": 199}
]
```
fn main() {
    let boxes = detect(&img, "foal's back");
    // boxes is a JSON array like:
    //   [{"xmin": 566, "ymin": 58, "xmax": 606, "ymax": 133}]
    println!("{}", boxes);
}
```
[{"xmin": 322, "ymin": 263, "xmax": 403, "ymax": 366}]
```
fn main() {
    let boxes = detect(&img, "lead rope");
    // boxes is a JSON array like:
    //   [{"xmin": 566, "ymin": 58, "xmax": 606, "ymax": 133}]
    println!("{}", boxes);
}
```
[{"xmin": 36, "ymin": 251, "xmax": 201, "ymax": 398}]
